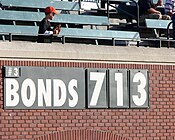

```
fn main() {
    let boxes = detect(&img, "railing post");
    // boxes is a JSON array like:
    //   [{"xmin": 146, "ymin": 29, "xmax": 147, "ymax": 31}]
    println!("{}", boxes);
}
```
[
  {"xmin": 130, "ymin": 0, "xmax": 139, "ymax": 31},
  {"xmin": 62, "ymin": 36, "xmax": 65, "ymax": 44},
  {"xmin": 166, "ymin": 21, "xmax": 172, "ymax": 48},
  {"xmin": 107, "ymin": 0, "xmax": 110, "ymax": 30},
  {"xmin": 9, "ymin": 33, "xmax": 12, "ymax": 42},
  {"xmin": 172, "ymin": 14, "xmax": 175, "ymax": 48},
  {"xmin": 78, "ymin": 0, "xmax": 81, "ymax": 15},
  {"xmin": 112, "ymin": 38, "xmax": 115, "ymax": 46}
]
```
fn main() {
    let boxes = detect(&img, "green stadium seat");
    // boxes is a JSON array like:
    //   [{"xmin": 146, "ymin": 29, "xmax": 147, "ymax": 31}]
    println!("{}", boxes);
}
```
[
  {"xmin": 145, "ymin": 19, "xmax": 172, "ymax": 47},
  {"xmin": 145, "ymin": 19, "xmax": 172, "ymax": 30},
  {"xmin": 0, "ymin": 10, "xmax": 109, "ymax": 27},
  {"xmin": 0, "ymin": 25, "xmax": 140, "ymax": 46},
  {"xmin": 0, "ymin": 0, "xmax": 81, "ymax": 11},
  {"xmin": 59, "ymin": 27, "xmax": 140, "ymax": 46},
  {"xmin": 145, "ymin": 19, "xmax": 172, "ymax": 38}
]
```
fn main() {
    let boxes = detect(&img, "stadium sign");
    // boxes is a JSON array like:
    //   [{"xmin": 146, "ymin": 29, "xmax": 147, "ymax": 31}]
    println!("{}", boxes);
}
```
[{"xmin": 4, "ymin": 66, "xmax": 149, "ymax": 109}]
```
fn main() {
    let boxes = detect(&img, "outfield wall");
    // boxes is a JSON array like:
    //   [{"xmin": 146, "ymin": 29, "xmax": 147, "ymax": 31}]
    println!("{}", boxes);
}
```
[{"xmin": 0, "ymin": 42, "xmax": 175, "ymax": 140}]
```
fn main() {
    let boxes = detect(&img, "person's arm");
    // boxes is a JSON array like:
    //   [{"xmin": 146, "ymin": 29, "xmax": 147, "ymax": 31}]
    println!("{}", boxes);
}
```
[
  {"xmin": 148, "ymin": 7, "xmax": 162, "ymax": 14},
  {"xmin": 142, "ymin": 0, "xmax": 161, "ymax": 14}
]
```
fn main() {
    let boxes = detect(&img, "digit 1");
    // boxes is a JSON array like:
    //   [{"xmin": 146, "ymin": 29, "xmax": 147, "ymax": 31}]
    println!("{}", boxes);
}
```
[{"xmin": 115, "ymin": 73, "xmax": 124, "ymax": 106}]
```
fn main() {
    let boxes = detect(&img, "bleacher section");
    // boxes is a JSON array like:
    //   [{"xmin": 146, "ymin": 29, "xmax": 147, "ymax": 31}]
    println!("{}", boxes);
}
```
[
  {"xmin": 1, "ymin": 0, "xmax": 174, "ymax": 47},
  {"xmin": 0, "ymin": 0, "xmax": 140, "ymax": 46}
]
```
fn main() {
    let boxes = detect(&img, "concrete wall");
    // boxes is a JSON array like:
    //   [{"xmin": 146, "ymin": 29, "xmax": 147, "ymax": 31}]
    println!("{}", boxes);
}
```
[{"xmin": 0, "ymin": 42, "xmax": 175, "ymax": 140}]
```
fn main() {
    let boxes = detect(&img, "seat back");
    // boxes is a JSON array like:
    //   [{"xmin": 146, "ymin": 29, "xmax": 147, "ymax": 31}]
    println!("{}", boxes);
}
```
[
  {"xmin": 0, "ymin": 25, "xmax": 38, "ymax": 35},
  {"xmin": 59, "ymin": 28, "xmax": 140, "ymax": 41},
  {"xmin": 145, "ymin": 19, "xmax": 172, "ymax": 29},
  {"xmin": 0, "ymin": 10, "xmax": 109, "ymax": 26},
  {"xmin": 0, "ymin": 0, "xmax": 81, "ymax": 11}
]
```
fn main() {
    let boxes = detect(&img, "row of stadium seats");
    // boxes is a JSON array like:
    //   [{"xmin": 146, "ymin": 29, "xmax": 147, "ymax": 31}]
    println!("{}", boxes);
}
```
[{"xmin": 0, "ymin": 0, "xmax": 81, "ymax": 12}]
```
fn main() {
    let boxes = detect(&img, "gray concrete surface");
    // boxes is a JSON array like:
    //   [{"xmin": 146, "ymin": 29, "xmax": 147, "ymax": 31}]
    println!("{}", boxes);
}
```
[{"xmin": 0, "ymin": 41, "xmax": 175, "ymax": 65}]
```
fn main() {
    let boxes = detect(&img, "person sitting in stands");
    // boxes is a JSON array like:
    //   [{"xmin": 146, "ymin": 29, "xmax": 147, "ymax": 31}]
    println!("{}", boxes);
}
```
[
  {"xmin": 138, "ymin": 0, "xmax": 171, "ymax": 22},
  {"xmin": 37, "ymin": 6, "xmax": 61, "ymax": 43},
  {"xmin": 165, "ymin": 0, "xmax": 175, "ymax": 17}
]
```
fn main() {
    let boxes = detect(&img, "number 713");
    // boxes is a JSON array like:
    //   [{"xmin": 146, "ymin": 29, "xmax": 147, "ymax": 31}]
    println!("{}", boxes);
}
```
[{"xmin": 87, "ymin": 69, "xmax": 149, "ymax": 109}]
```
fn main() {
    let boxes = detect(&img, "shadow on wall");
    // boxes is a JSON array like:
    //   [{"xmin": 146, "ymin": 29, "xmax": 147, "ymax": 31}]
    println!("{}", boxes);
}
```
[{"xmin": 33, "ymin": 129, "xmax": 130, "ymax": 140}]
